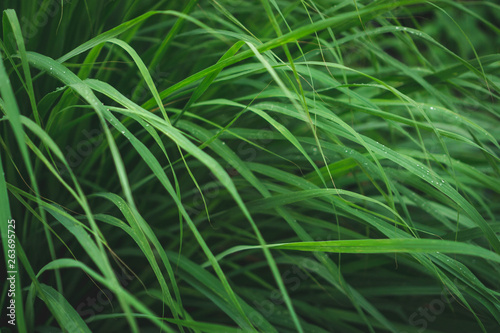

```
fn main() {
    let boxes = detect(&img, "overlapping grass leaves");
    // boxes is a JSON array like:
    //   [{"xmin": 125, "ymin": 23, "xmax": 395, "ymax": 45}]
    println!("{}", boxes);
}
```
[{"xmin": 1, "ymin": 0, "xmax": 499, "ymax": 332}]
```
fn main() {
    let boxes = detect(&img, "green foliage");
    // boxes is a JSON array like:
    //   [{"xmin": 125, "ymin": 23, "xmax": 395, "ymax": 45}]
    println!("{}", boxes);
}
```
[{"xmin": 1, "ymin": 0, "xmax": 499, "ymax": 332}]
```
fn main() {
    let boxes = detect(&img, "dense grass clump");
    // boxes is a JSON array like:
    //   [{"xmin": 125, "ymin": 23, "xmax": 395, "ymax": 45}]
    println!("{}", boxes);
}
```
[{"xmin": 1, "ymin": 0, "xmax": 499, "ymax": 332}]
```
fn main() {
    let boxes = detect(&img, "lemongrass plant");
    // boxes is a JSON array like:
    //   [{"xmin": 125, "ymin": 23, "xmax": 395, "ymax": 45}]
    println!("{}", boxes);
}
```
[{"xmin": 1, "ymin": 0, "xmax": 499, "ymax": 332}]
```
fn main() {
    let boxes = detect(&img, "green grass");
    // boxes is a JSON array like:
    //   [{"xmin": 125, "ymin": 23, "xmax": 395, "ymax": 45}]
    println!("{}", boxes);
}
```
[{"xmin": 1, "ymin": 0, "xmax": 499, "ymax": 332}]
